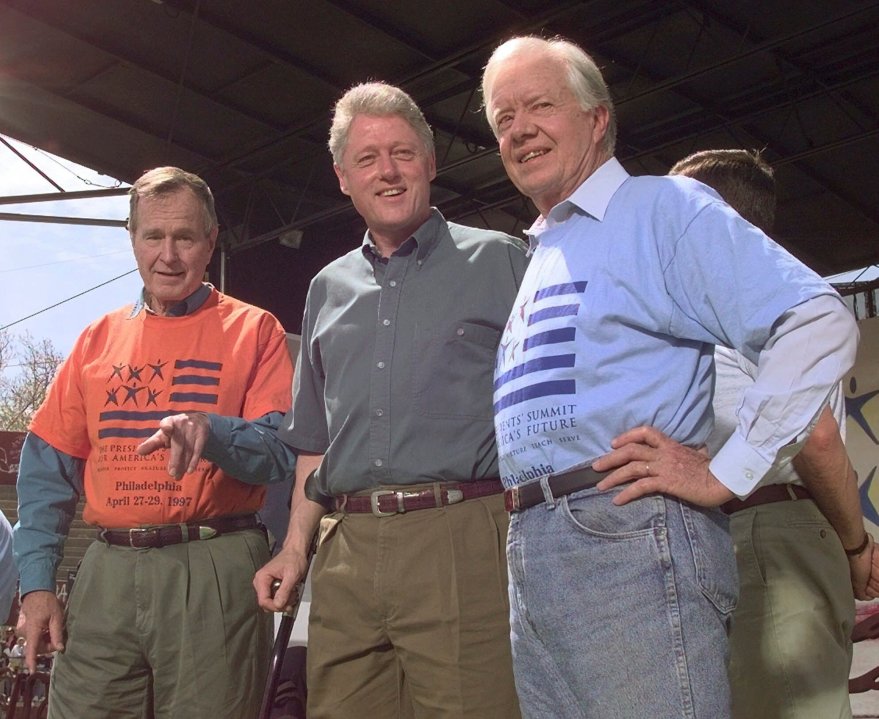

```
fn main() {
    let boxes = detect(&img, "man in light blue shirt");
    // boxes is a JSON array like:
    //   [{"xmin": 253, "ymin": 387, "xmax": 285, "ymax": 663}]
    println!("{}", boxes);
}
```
[{"xmin": 482, "ymin": 36, "xmax": 858, "ymax": 718}]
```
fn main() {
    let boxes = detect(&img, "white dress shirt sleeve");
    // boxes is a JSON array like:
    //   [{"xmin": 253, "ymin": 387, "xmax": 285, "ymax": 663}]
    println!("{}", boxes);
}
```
[{"xmin": 709, "ymin": 293, "xmax": 858, "ymax": 496}]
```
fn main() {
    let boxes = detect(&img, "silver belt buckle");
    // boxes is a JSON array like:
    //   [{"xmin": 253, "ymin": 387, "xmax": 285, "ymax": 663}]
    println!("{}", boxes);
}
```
[
  {"xmin": 128, "ymin": 527, "xmax": 153, "ymax": 547},
  {"xmin": 370, "ymin": 489, "xmax": 403, "ymax": 517}
]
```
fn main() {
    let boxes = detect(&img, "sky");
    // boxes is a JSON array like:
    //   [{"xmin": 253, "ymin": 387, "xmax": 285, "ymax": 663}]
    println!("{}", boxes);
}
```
[{"xmin": 0, "ymin": 135, "xmax": 141, "ymax": 361}]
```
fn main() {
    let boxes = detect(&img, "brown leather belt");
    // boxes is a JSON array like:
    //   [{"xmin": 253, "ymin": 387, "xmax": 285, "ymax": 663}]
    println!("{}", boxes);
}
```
[
  {"xmin": 721, "ymin": 484, "xmax": 811, "ymax": 515},
  {"xmin": 334, "ymin": 479, "xmax": 503, "ymax": 517},
  {"xmin": 98, "ymin": 514, "xmax": 261, "ymax": 548},
  {"xmin": 504, "ymin": 466, "xmax": 610, "ymax": 512}
]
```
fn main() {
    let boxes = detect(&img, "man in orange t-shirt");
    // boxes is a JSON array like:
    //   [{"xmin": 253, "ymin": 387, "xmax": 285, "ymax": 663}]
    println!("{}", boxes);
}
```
[{"xmin": 14, "ymin": 167, "xmax": 294, "ymax": 719}]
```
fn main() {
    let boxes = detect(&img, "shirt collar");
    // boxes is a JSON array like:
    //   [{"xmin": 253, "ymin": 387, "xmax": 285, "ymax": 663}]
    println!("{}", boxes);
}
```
[
  {"xmin": 129, "ymin": 283, "xmax": 213, "ymax": 319},
  {"xmin": 360, "ymin": 207, "xmax": 444, "ymax": 266},
  {"xmin": 525, "ymin": 157, "xmax": 629, "ymax": 248}
]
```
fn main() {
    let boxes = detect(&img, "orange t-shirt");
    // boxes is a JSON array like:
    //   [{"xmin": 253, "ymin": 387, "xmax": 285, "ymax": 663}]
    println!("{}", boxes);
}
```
[{"xmin": 29, "ymin": 290, "xmax": 293, "ymax": 528}]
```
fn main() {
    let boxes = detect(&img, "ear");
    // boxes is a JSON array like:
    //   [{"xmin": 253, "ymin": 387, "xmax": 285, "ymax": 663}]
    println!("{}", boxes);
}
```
[
  {"xmin": 591, "ymin": 105, "xmax": 610, "ymax": 144},
  {"xmin": 334, "ymin": 164, "xmax": 351, "ymax": 196},
  {"xmin": 207, "ymin": 226, "xmax": 219, "ymax": 255},
  {"xmin": 427, "ymin": 151, "xmax": 437, "ymax": 183}
]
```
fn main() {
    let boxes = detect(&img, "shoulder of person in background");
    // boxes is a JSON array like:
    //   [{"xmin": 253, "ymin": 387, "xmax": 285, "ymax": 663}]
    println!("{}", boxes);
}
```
[{"xmin": 0, "ymin": 511, "xmax": 17, "ymax": 626}]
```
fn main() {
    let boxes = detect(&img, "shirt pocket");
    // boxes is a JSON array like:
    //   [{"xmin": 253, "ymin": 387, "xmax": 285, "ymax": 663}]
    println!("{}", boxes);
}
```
[{"xmin": 413, "ymin": 321, "xmax": 501, "ymax": 419}]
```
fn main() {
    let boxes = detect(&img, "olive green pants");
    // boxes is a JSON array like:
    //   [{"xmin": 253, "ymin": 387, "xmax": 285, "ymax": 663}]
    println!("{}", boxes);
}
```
[
  {"xmin": 728, "ymin": 499, "xmax": 854, "ymax": 719},
  {"xmin": 48, "ymin": 528, "xmax": 271, "ymax": 719},
  {"xmin": 306, "ymin": 491, "xmax": 521, "ymax": 718}
]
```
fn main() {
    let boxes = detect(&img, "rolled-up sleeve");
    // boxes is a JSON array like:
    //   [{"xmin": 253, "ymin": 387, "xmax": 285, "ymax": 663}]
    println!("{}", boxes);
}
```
[{"xmin": 710, "ymin": 294, "xmax": 859, "ymax": 496}]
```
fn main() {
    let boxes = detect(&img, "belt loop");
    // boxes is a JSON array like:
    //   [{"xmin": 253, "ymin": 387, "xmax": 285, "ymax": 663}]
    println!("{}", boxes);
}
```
[
  {"xmin": 432, "ymin": 482, "xmax": 443, "ymax": 508},
  {"xmin": 337, "ymin": 494, "xmax": 349, "ymax": 513},
  {"xmin": 178, "ymin": 523, "xmax": 190, "ymax": 543},
  {"xmin": 785, "ymin": 484, "xmax": 799, "ymax": 501},
  {"xmin": 539, "ymin": 475, "xmax": 557, "ymax": 509},
  {"xmin": 99, "ymin": 528, "xmax": 111, "ymax": 546}
]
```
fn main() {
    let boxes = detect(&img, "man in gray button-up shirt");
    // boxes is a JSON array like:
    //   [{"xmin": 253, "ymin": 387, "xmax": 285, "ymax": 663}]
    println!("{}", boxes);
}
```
[{"xmin": 253, "ymin": 83, "xmax": 528, "ymax": 718}]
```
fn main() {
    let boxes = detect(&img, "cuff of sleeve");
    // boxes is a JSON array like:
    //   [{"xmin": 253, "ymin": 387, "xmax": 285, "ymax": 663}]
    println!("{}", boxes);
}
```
[
  {"xmin": 18, "ymin": 559, "xmax": 60, "ymax": 598},
  {"xmin": 709, "ymin": 432, "xmax": 773, "ymax": 498},
  {"xmin": 304, "ymin": 470, "xmax": 333, "ymax": 511},
  {"xmin": 203, "ymin": 413, "xmax": 230, "ymax": 462}
]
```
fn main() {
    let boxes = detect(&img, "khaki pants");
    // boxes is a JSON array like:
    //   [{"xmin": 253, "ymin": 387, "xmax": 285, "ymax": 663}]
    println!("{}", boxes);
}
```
[
  {"xmin": 728, "ymin": 498, "xmax": 854, "ymax": 719},
  {"xmin": 307, "ymin": 491, "xmax": 520, "ymax": 718},
  {"xmin": 48, "ymin": 528, "xmax": 272, "ymax": 719}
]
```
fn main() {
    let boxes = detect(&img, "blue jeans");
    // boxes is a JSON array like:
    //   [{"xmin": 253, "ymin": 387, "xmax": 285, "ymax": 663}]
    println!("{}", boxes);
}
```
[{"xmin": 507, "ymin": 484, "xmax": 737, "ymax": 719}]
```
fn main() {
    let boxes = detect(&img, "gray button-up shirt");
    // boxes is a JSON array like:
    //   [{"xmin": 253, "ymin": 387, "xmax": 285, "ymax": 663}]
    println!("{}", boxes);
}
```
[{"xmin": 279, "ymin": 209, "xmax": 528, "ymax": 495}]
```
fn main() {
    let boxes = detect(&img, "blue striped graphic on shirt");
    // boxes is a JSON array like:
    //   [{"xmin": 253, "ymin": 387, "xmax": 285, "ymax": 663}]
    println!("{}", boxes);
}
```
[
  {"xmin": 97, "ymin": 357, "xmax": 222, "ymax": 438},
  {"xmin": 494, "ymin": 281, "xmax": 586, "ymax": 413},
  {"xmin": 535, "ymin": 281, "xmax": 588, "ymax": 300},
  {"xmin": 176, "ymin": 359, "xmax": 222, "ymax": 371},
  {"xmin": 528, "ymin": 304, "xmax": 579, "ymax": 325},
  {"xmin": 172, "ymin": 375, "xmax": 219, "ymax": 386},
  {"xmin": 495, "ymin": 354, "xmax": 576, "ymax": 391},
  {"xmin": 523, "ymin": 327, "xmax": 576, "ymax": 350}
]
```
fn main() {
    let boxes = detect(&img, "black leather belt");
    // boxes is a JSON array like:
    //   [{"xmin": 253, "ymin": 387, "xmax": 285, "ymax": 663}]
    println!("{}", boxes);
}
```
[
  {"xmin": 335, "ymin": 479, "xmax": 503, "ymax": 516},
  {"xmin": 98, "ymin": 514, "xmax": 261, "ymax": 548},
  {"xmin": 504, "ymin": 467, "xmax": 610, "ymax": 512},
  {"xmin": 721, "ymin": 484, "xmax": 811, "ymax": 515}
]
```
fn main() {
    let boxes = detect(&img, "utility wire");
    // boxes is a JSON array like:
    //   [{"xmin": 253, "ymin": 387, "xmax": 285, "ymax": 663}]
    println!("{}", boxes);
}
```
[
  {"xmin": 0, "ymin": 249, "xmax": 131, "ymax": 274},
  {"xmin": 0, "ymin": 268, "xmax": 138, "ymax": 332},
  {"xmin": 32, "ymin": 147, "xmax": 123, "ymax": 190}
]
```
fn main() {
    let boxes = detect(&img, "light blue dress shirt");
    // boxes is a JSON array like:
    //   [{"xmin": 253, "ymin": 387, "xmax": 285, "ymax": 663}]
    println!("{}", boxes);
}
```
[{"xmin": 494, "ymin": 157, "xmax": 857, "ymax": 496}]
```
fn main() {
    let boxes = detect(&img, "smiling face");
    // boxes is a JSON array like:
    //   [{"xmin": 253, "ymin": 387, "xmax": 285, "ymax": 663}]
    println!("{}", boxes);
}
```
[
  {"xmin": 488, "ymin": 50, "xmax": 610, "ymax": 216},
  {"xmin": 131, "ymin": 188, "xmax": 217, "ymax": 315},
  {"xmin": 334, "ymin": 113, "xmax": 436, "ymax": 256}
]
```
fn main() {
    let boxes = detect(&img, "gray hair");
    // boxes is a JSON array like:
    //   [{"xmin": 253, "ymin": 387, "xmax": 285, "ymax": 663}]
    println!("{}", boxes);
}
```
[
  {"xmin": 128, "ymin": 166, "xmax": 217, "ymax": 236},
  {"xmin": 328, "ymin": 82, "xmax": 434, "ymax": 165},
  {"xmin": 482, "ymin": 36, "xmax": 617, "ymax": 155}
]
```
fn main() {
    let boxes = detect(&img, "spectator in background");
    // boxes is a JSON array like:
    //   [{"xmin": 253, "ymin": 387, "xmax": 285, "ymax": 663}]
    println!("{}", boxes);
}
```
[
  {"xmin": 0, "ymin": 511, "xmax": 17, "ymax": 626},
  {"xmin": 6, "ymin": 637, "xmax": 25, "ymax": 673},
  {"xmin": 671, "ymin": 148, "xmax": 879, "ymax": 719},
  {"xmin": 3, "ymin": 626, "xmax": 15, "ymax": 654}
]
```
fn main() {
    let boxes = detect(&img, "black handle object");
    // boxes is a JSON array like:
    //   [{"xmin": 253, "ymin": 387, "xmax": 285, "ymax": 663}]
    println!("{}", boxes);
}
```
[{"xmin": 258, "ymin": 540, "xmax": 317, "ymax": 719}]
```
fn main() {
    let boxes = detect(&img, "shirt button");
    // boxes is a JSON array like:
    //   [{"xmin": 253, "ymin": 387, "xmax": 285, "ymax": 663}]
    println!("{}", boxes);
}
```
[
  {"xmin": 375, "ymin": 408, "xmax": 384, "ymax": 417},
  {"xmin": 456, "ymin": 327, "xmax": 465, "ymax": 336},
  {"xmin": 745, "ymin": 470, "xmax": 754, "ymax": 480},
  {"xmin": 374, "ymin": 459, "xmax": 383, "ymax": 467},
  {"xmin": 382, "ymin": 319, "xmax": 390, "ymax": 326},
  {"xmin": 377, "ymin": 361, "xmax": 385, "ymax": 369},
  {"xmin": 389, "ymin": 280, "xmax": 397, "ymax": 287}
]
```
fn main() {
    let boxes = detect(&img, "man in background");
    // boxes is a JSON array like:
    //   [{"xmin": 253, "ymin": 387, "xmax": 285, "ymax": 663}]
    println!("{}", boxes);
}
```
[
  {"xmin": 671, "ymin": 148, "xmax": 878, "ymax": 719},
  {"xmin": 0, "ymin": 510, "xmax": 16, "ymax": 625},
  {"xmin": 14, "ymin": 166, "xmax": 294, "ymax": 718}
]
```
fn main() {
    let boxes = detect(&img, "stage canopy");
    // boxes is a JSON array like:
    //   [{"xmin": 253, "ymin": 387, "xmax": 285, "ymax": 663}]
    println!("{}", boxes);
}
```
[{"xmin": 1, "ymin": 0, "xmax": 877, "ymax": 330}]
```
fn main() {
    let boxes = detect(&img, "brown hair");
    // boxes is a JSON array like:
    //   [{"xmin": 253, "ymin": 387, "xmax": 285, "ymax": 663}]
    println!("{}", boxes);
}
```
[{"xmin": 670, "ymin": 149, "xmax": 776, "ymax": 232}]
